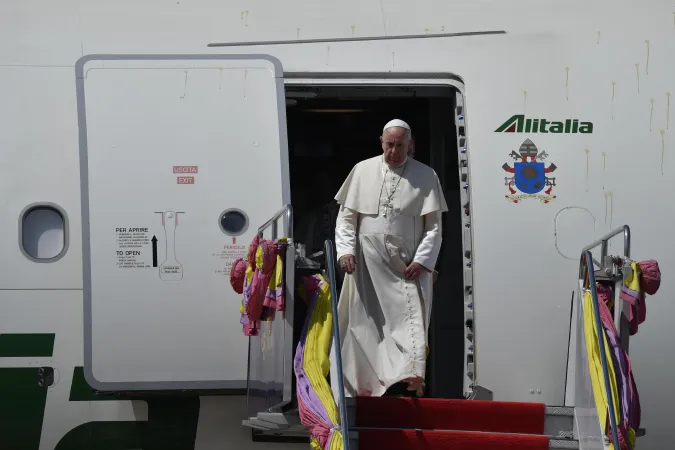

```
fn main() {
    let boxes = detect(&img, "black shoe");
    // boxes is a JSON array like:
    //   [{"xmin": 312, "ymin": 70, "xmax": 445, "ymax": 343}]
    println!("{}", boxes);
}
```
[{"xmin": 384, "ymin": 382, "xmax": 416, "ymax": 398}]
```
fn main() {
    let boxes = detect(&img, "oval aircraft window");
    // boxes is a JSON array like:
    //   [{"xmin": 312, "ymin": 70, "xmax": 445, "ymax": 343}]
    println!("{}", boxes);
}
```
[
  {"xmin": 219, "ymin": 209, "xmax": 249, "ymax": 236},
  {"xmin": 20, "ymin": 204, "xmax": 68, "ymax": 262},
  {"xmin": 554, "ymin": 207, "xmax": 596, "ymax": 260}
]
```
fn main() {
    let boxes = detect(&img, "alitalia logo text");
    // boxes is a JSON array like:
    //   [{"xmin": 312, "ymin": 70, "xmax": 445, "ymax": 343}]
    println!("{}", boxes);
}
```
[{"xmin": 495, "ymin": 115, "xmax": 593, "ymax": 134}]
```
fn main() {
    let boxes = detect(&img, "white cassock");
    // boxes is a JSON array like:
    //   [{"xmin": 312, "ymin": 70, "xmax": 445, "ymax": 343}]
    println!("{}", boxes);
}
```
[{"xmin": 334, "ymin": 155, "xmax": 448, "ymax": 397}]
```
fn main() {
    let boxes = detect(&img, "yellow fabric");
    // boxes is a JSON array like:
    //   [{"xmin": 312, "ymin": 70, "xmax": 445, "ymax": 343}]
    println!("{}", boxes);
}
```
[
  {"xmin": 261, "ymin": 244, "xmax": 285, "ymax": 322},
  {"xmin": 271, "ymin": 239, "xmax": 287, "ymax": 292},
  {"xmin": 583, "ymin": 291, "xmax": 621, "ymax": 450},
  {"xmin": 255, "ymin": 245, "xmax": 264, "ymax": 269},
  {"xmin": 309, "ymin": 437, "xmax": 322, "ymax": 450},
  {"xmin": 303, "ymin": 275, "xmax": 344, "ymax": 450},
  {"xmin": 240, "ymin": 266, "xmax": 255, "ymax": 315},
  {"xmin": 625, "ymin": 262, "xmax": 641, "ymax": 292},
  {"xmin": 273, "ymin": 254, "xmax": 284, "ymax": 290},
  {"xmin": 241, "ymin": 238, "xmax": 287, "ymax": 324}
]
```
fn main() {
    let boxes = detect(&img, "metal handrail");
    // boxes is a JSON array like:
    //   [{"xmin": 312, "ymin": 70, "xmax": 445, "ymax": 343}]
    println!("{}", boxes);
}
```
[
  {"xmin": 579, "ymin": 225, "xmax": 632, "ymax": 344},
  {"xmin": 258, "ymin": 204, "xmax": 294, "ymax": 241},
  {"xmin": 579, "ymin": 250, "xmax": 621, "ymax": 448},
  {"xmin": 578, "ymin": 225, "xmax": 631, "ymax": 278},
  {"xmin": 324, "ymin": 240, "xmax": 350, "ymax": 450},
  {"xmin": 250, "ymin": 203, "xmax": 294, "ymax": 410}
]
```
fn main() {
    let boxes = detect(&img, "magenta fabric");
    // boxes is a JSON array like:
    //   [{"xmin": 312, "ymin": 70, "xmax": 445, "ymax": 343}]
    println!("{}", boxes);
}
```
[
  {"xmin": 246, "ymin": 240, "xmax": 277, "ymax": 319},
  {"xmin": 241, "ymin": 236, "xmax": 262, "ymax": 330},
  {"xmin": 620, "ymin": 285, "xmax": 645, "ymax": 336},
  {"xmin": 638, "ymin": 260, "xmax": 661, "ymax": 295},
  {"xmin": 230, "ymin": 258, "xmax": 247, "ymax": 294},
  {"xmin": 596, "ymin": 284, "xmax": 638, "ymax": 450},
  {"xmin": 262, "ymin": 241, "xmax": 288, "ymax": 312},
  {"xmin": 232, "ymin": 237, "xmax": 289, "ymax": 336}
]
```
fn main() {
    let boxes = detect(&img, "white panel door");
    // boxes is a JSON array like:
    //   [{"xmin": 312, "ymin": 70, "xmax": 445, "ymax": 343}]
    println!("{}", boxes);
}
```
[{"xmin": 76, "ymin": 55, "xmax": 289, "ymax": 391}]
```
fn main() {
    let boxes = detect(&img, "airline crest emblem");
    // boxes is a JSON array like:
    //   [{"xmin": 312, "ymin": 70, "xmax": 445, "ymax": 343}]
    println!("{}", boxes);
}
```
[{"xmin": 502, "ymin": 139, "xmax": 557, "ymax": 203}]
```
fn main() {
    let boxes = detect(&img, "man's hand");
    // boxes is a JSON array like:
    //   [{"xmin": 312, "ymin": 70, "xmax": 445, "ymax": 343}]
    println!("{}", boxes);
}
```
[
  {"xmin": 339, "ymin": 255, "xmax": 356, "ymax": 274},
  {"xmin": 404, "ymin": 262, "xmax": 429, "ymax": 280}
]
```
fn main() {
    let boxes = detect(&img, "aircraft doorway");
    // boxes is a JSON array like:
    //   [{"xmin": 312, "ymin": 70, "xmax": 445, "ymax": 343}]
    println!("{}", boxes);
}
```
[{"xmin": 284, "ymin": 81, "xmax": 469, "ymax": 400}]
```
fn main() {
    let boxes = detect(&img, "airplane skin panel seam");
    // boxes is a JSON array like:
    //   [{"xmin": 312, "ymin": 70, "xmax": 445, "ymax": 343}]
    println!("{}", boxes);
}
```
[{"xmin": 74, "ymin": 54, "xmax": 284, "ymax": 80}]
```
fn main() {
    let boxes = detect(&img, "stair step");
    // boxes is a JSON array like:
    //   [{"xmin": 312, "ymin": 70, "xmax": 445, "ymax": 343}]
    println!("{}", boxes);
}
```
[
  {"xmin": 549, "ymin": 439, "xmax": 580, "ymax": 449},
  {"xmin": 351, "ymin": 429, "xmax": 567, "ymax": 450},
  {"xmin": 242, "ymin": 411, "xmax": 307, "ymax": 436},
  {"xmin": 350, "ymin": 397, "xmax": 556, "ymax": 435},
  {"xmin": 543, "ymin": 406, "xmax": 574, "ymax": 439},
  {"xmin": 243, "ymin": 399, "xmax": 576, "ymax": 446}
]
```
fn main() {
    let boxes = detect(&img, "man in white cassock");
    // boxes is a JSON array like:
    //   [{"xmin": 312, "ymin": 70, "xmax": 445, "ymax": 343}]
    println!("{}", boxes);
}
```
[{"xmin": 334, "ymin": 119, "xmax": 448, "ymax": 398}]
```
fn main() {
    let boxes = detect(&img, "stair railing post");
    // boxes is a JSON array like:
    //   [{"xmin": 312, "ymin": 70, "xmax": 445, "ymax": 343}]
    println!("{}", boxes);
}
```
[
  {"xmin": 251, "ymin": 204, "xmax": 295, "ymax": 411},
  {"xmin": 325, "ymin": 240, "xmax": 350, "ymax": 450}
]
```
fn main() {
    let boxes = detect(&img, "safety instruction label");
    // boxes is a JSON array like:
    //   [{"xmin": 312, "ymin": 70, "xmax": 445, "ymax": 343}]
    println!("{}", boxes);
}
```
[
  {"xmin": 214, "ymin": 244, "xmax": 247, "ymax": 276},
  {"xmin": 116, "ymin": 227, "xmax": 152, "ymax": 268}
]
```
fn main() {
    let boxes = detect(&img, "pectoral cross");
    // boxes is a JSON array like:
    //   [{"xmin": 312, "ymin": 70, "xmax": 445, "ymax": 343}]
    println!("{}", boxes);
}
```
[{"xmin": 383, "ymin": 202, "xmax": 392, "ymax": 217}]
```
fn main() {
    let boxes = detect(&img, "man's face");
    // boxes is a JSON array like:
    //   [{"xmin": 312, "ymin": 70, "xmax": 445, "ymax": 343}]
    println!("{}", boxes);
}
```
[{"xmin": 380, "ymin": 127, "xmax": 411, "ymax": 166}]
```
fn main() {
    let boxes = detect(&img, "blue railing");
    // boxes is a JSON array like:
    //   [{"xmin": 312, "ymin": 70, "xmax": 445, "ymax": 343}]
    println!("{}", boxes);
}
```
[
  {"xmin": 324, "ymin": 239, "xmax": 351, "ymax": 450},
  {"xmin": 578, "ymin": 225, "xmax": 631, "ymax": 449}
]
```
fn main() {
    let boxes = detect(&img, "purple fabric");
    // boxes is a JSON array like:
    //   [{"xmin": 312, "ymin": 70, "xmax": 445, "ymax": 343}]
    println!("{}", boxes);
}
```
[
  {"xmin": 240, "ymin": 273, "xmax": 255, "ymax": 333},
  {"xmin": 596, "ymin": 283, "xmax": 642, "ymax": 449},
  {"xmin": 597, "ymin": 286, "xmax": 632, "ymax": 449},
  {"xmin": 597, "ymin": 285, "xmax": 630, "ymax": 420},
  {"xmin": 621, "ymin": 286, "xmax": 640, "ymax": 298},
  {"xmin": 620, "ymin": 286, "xmax": 644, "ymax": 336}
]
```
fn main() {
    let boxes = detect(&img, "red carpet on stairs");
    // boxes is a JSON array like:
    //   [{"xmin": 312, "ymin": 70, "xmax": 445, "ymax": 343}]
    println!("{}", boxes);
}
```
[
  {"xmin": 358, "ymin": 430, "xmax": 550, "ymax": 450},
  {"xmin": 355, "ymin": 397, "xmax": 547, "ymax": 435}
]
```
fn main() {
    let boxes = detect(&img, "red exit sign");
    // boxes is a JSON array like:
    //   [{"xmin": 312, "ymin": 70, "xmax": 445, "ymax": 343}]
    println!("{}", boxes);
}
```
[
  {"xmin": 173, "ymin": 166, "xmax": 198, "ymax": 173},
  {"xmin": 177, "ymin": 176, "xmax": 195, "ymax": 184}
]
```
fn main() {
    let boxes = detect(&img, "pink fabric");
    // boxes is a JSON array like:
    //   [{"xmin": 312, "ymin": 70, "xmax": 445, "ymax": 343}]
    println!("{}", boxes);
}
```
[
  {"xmin": 596, "ymin": 284, "xmax": 641, "ymax": 449},
  {"xmin": 619, "ymin": 260, "xmax": 660, "ymax": 336},
  {"xmin": 229, "ymin": 258, "xmax": 248, "ymax": 294},
  {"xmin": 620, "ymin": 292, "xmax": 645, "ymax": 337},
  {"xmin": 241, "ymin": 267, "xmax": 258, "ymax": 336},
  {"xmin": 638, "ymin": 260, "xmax": 661, "ymax": 295},
  {"xmin": 229, "ymin": 236, "xmax": 288, "ymax": 336},
  {"xmin": 619, "ymin": 264, "xmax": 645, "ymax": 336},
  {"xmin": 247, "ymin": 236, "xmax": 261, "ymax": 267},
  {"xmin": 262, "ymin": 242, "xmax": 288, "ymax": 312},
  {"xmin": 241, "ymin": 236, "xmax": 262, "ymax": 334},
  {"xmin": 246, "ymin": 240, "xmax": 279, "ymax": 331}
]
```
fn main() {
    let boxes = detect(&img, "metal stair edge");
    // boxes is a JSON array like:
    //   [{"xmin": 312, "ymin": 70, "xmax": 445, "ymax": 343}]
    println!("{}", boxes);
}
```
[
  {"xmin": 545, "ymin": 406, "xmax": 574, "ymax": 416},
  {"xmin": 242, "ymin": 411, "xmax": 305, "ymax": 433},
  {"xmin": 348, "ymin": 429, "xmax": 578, "ymax": 449},
  {"xmin": 549, "ymin": 438, "xmax": 580, "ymax": 449}
]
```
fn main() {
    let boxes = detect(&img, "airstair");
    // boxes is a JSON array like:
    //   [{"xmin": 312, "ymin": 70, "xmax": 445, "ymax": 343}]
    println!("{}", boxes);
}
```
[{"xmin": 242, "ymin": 205, "xmax": 645, "ymax": 450}]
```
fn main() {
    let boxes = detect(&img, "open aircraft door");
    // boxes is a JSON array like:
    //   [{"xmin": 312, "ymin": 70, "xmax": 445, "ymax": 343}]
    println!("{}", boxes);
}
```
[{"xmin": 76, "ymin": 55, "xmax": 294, "ymax": 404}]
